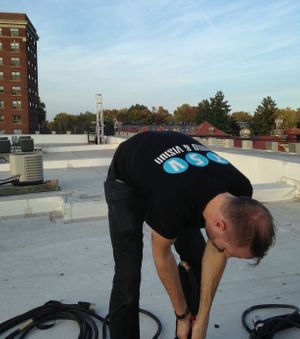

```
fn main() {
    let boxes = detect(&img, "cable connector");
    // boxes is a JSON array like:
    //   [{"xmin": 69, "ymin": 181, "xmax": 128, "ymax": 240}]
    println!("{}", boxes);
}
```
[
  {"xmin": 78, "ymin": 301, "xmax": 96, "ymax": 312},
  {"xmin": 252, "ymin": 315, "xmax": 264, "ymax": 331},
  {"xmin": 19, "ymin": 319, "xmax": 34, "ymax": 331}
]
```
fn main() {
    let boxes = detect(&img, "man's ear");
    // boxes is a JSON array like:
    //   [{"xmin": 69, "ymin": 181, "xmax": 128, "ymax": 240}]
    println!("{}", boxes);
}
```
[{"xmin": 215, "ymin": 218, "xmax": 227, "ymax": 232}]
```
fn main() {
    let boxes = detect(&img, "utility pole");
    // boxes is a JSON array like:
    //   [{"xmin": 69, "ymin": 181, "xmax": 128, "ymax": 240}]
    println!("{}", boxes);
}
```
[{"xmin": 95, "ymin": 93, "xmax": 104, "ymax": 144}]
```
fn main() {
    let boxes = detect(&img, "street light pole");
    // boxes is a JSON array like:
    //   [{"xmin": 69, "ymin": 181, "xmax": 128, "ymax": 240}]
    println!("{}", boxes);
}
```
[{"xmin": 95, "ymin": 93, "xmax": 104, "ymax": 144}]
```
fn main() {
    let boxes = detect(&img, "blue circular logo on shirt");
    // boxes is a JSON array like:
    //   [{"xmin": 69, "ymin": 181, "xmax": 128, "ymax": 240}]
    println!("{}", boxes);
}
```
[
  {"xmin": 206, "ymin": 152, "xmax": 229, "ymax": 165},
  {"xmin": 185, "ymin": 152, "xmax": 209, "ymax": 167},
  {"xmin": 163, "ymin": 157, "xmax": 189, "ymax": 174}
]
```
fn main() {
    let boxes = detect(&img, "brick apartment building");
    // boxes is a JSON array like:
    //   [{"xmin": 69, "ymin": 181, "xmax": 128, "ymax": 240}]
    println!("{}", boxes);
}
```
[{"xmin": 0, "ymin": 12, "xmax": 39, "ymax": 134}]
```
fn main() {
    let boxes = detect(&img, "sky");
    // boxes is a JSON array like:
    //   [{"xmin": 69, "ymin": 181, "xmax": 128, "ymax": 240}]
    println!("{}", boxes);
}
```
[{"xmin": 1, "ymin": 0, "xmax": 300, "ymax": 120}]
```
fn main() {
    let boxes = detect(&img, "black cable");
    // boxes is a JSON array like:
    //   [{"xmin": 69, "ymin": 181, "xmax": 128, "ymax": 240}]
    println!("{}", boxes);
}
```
[
  {"xmin": 242, "ymin": 303, "xmax": 300, "ymax": 339},
  {"xmin": 0, "ymin": 300, "xmax": 162, "ymax": 339},
  {"xmin": 178, "ymin": 261, "xmax": 198, "ymax": 316},
  {"xmin": 0, "ymin": 175, "xmax": 19, "ymax": 186},
  {"xmin": 175, "ymin": 261, "xmax": 199, "ymax": 339}
]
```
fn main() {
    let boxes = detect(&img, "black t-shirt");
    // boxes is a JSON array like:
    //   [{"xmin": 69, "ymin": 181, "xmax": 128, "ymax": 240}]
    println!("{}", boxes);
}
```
[{"xmin": 112, "ymin": 131, "xmax": 252, "ymax": 239}]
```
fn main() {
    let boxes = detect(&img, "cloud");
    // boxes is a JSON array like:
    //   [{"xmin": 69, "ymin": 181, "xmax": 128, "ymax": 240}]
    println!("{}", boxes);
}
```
[{"xmin": 1, "ymin": 0, "xmax": 299, "ymax": 117}]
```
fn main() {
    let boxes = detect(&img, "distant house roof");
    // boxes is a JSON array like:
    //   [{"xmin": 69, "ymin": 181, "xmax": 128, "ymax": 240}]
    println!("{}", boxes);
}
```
[
  {"xmin": 284, "ymin": 128, "xmax": 300, "ymax": 135},
  {"xmin": 189, "ymin": 121, "xmax": 229, "ymax": 136}
]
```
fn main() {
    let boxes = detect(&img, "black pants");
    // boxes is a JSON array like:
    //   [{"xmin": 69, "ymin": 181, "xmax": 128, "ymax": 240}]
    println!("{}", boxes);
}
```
[{"xmin": 104, "ymin": 163, "xmax": 206, "ymax": 339}]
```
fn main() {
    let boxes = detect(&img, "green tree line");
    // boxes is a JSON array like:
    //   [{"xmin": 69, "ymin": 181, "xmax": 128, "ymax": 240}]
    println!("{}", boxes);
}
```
[{"xmin": 39, "ymin": 91, "xmax": 300, "ymax": 136}]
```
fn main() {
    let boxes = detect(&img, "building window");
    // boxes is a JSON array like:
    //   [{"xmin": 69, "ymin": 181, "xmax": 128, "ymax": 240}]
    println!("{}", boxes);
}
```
[
  {"xmin": 11, "ymin": 86, "xmax": 21, "ymax": 95},
  {"xmin": 0, "ymin": 86, "xmax": 4, "ymax": 94},
  {"xmin": 12, "ymin": 100, "xmax": 22, "ymax": 109},
  {"xmin": 12, "ymin": 115, "xmax": 22, "ymax": 124},
  {"xmin": 11, "ymin": 71, "xmax": 21, "ymax": 80},
  {"xmin": 0, "ymin": 57, "xmax": 3, "ymax": 65},
  {"xmin": 10, "ymin": 42, "xmax": 20, "ymax": 51},
  {"xmin": 0, "ymin": 42, "xmax": 2, "ymax": 50},
  {"xmin": 0, "ymin": 72, "xmax": 3, "ymax": 80},
  {"xmin": 10, "ymin": 28, "xmax": 19, "ymax": 37},
  {"xmin": 10, "ymin": 57, "xmax": 20, "ymax": 66},
  {"xmin": 0, "ymin": 100, "xmax": 4, "ymax": 108},
  {"xmin": 0, "ymin": 28, "xmax": 2, "ymax": 36},
  {"xmin": 0, "ymin": 114, "xmax": 4, "ymax": 122}
]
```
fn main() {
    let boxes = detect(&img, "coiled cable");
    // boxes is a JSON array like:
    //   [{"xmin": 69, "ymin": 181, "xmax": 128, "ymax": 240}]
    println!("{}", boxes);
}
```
[
  {"xmin": 242, "ymin": 303, "xmax": 300, "ymax": 338},
  {"xmin": 0, "ymin": 300, "xmax": 162, "ymax": 339}
]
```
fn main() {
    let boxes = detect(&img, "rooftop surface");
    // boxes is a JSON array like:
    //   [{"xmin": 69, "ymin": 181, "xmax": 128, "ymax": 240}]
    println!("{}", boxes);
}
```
[{"xmin": 0, "ymin": 142, "xmax": 299, "ymax": 338}]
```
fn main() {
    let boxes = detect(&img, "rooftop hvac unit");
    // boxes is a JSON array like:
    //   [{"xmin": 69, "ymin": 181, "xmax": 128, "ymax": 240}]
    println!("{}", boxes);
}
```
[{"xmin": 9, "ymin": 152, "xmax": 44, "ymax": 185}]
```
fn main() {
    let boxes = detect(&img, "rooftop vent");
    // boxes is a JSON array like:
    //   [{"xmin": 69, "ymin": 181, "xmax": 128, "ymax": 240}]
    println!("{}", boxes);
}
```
[
  {"xmin": 0, "ymin": 138, "xmax": 10, "ymax": 153},
  {"xmin": 9, "ymin": 152, "xmax": 43, "ymax": 185}
]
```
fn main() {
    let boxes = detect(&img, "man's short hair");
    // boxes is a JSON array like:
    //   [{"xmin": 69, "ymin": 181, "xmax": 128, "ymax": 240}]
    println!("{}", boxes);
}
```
[{"xmin": 222, "ymin": 196, "xmax": 275, "ymax": 263}]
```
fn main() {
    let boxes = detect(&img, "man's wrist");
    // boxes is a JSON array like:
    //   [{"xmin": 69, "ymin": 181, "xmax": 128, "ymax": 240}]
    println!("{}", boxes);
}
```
[{"xmin": 175, "ymin": 307, "xmax": 190, "ymax": 320}]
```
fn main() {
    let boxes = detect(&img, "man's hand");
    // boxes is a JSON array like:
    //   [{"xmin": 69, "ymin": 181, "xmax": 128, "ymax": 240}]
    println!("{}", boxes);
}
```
[
  {"xmin": 191, "ymin": 240, "xmax": 227, "ymax": 339},
  {"xmin": 151, "ymin": 230, "xmax": 188, "ymax": 321},
  {"xmin": 176, "ymin": 316, "xmax": 192, "ymax": 339}
]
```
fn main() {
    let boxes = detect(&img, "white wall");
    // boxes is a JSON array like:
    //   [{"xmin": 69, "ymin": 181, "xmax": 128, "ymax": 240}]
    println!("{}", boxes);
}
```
[
  {"xmin": 218, "ymin": 151, "xmax": 300, "ymax": 186},
  {"xmin": 5, "ymin": 134, "xmax": 89, "ymax": 144},
  {"xmin": 3, "ymin": 134, "xmax": 126, "ymax": 145}
]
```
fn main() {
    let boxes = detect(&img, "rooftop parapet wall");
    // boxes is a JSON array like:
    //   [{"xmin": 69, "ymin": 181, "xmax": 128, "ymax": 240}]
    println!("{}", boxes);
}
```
[
  {"xmin": 2, "ymin": 134, "xmax": 125, "ymax": 145},
  {"xmin": 3, "ymin": 134, "xmax": 89, "ymax": 144},
  {"xmin": 216, "ymin": 151, "xmax": 300, "ymax": 185}
]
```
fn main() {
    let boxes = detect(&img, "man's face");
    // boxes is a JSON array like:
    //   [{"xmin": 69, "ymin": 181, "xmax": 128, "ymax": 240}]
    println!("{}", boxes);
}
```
[
  {"xmin": 206, "ymin": 224, "xmax": 254, "ymax": 259},
  {"xmin": 213, "ymin": 238, "xmax": 253, "ymax": 259}
]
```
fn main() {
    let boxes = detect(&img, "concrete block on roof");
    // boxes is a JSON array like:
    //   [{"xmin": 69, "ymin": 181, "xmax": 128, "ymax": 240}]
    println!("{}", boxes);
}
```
[
  {"xmin": 64, "ymin": 200, "xmax": 107, "ymax": 221},
  {"xmin": 271, "ymin": 142, "xmax": 278, "ymax": 151},
  {"xmin": 288, "ymin": 143, "xmax": 300, "ymax": 154},
  {"xmin": 28, "ymin": 196, "xmax": 64, "ymax": 215},
  {"xmin": 208, "ymin": 137, "xmax": 217, "ymax": 145},
  {"xmin": 224, "ymin": 139, "xmax": 234, "ymax": 147},
  {"xmin": 242, "ymin": 140, "xmax": 253, "ymax": 149},
  {"xmin": 265, "ymin": 141, "xmax": 278, "ymax": 151},
  {"xmin": 0, "ymin": 196, "xmax": 64, "ymax": 217},
  {"xmin": 253, "ymin": 182, "xmax": 296, "ymax": 202}
]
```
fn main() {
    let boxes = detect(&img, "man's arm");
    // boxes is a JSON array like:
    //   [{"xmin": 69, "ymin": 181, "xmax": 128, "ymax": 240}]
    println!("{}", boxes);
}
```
[
  {"xmin": 151, "ymin": 229, "xmax": 191, "ymax": 339},
  {"xmin": 192, "ymin": 240, "xmax": 227, "ymax": 339}
]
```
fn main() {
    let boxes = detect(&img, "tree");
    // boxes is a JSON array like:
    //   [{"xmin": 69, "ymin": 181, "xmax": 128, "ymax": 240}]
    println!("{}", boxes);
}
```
[
  {"xmin": 173, "ymin": 104, "xmax": 197, "ymax": 124},
  {"xmin": 152, "ymin": 106, "xmax": 170, "ymax": 124},
  {"xmin": 195, "ymin": 91, "xmax": 231, "ymax": 131},
  {"xmin": 127, "ymin": 104, "xmax": 153, "ymax": 124},
  {"xmin": 37, "ymin": 97, "xmax": 47, "ymax": 132},
  {"xmin": 196, "ymin": 99, "xmax": 211, "ymax": 124},
  {"xmin": 275, "ymin": 107, "xmax": 297, "ymax": 128},
  {"xmin": 49, "ymin": 112, "xmax": 76, "ymax": 133},
  {"xmin": 104, "ymin": 109, "xmax": 118, "ymax": 121},
  {"xmin": 209, "ymin": 91, "xmax": 231, "ymax": 131},
  {"xmin": 76, "ymin": 111, "xmax": 96, "ymax": 133},
  {"xmin": 252, "ymin": 96, "xmax": 278, "ymax": 135},
  {"xmin": 116, "ymin": 108, "xmax": 130, "ymax": 124},
  {"xmin": 230, "ymin": 111, "xmax": 252, "ymax": 123},
  {"xmin": 228, "ymin": 111, "xmax": 253, "ymax": 135}
]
